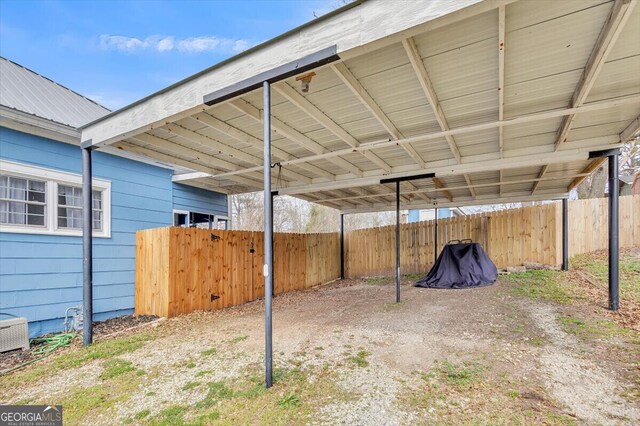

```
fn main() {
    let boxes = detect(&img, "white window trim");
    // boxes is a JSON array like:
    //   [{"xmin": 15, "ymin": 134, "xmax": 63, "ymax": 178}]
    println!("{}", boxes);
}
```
[{"xmin": 0, "ymin": 159, "xmax": 111, "ymax": 238}]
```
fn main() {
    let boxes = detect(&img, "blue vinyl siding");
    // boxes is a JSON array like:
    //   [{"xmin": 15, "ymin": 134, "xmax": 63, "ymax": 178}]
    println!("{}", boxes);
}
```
[
  {"xmin": 172, "ymin": 183, "xmax": 228, "ymax": 216},
  {"xmin": 0, "ymin": 127, "xmax": 227, "ymax": 337}
]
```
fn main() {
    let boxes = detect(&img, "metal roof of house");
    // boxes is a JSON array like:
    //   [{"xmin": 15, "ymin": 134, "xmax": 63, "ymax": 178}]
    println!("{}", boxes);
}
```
[
  {"xmin": 0, "ymin": 57, "xmax": 109, "ymax": 129},
  {"xmin": 81, "ymin": 0, "xmax": 640, "ymax": 213}
]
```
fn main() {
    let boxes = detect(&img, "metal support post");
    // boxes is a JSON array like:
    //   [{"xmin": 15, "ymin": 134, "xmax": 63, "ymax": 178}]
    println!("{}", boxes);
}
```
[
  {"xmin": 395, "ymin": 181, "xmax": 400, "ymax": 303},
  {"xmin": 608, "ymin": 153, "xmax": 619, "ymax": 311},
  {"xmin": 263, "ymin": 81, "xmax": 274, "ymax": 387},
  {"xmin": 82, "ymin": 147, "xmax": 94, "ymax": 346},
  {"xmin": 562, "ymin": 199, "xmax": 569, "ymax": 271}
]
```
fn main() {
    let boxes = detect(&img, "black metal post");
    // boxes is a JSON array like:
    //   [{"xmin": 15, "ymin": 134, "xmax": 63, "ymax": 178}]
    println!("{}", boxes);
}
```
[
  {"xmin": 395, "ymin": 181, "xmax": 400, "ymax": 303},
  {"xmin": 434, "ymin": 207, "xmax": 439, "ymax": 264},
  {"xmin": 82, "ymin": 147, "xmax": 93, "ymax": 346},
  {"xmin": 263, "ymin": 81, "xmax": 274, "ymax": 387},
  {"xmin": 340, "ymin": 213, "xmax": 345, "ymax": 279},
  {"xmin": 608, "ymin": 153, "xmax": 619, "ymax": 311},
  {"xmin": 562, "ymin": 199, "xmax": 569, "ymax": 271}
]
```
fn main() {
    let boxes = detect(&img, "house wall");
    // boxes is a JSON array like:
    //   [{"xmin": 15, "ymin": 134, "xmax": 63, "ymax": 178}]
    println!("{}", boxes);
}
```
[
  {"xmin": 172, "ymin": 183, "xmax": 228, "ymax": 216},
  {"xmin": 0, "ymin": 126, "xmax": 227, "ymax": 337}
]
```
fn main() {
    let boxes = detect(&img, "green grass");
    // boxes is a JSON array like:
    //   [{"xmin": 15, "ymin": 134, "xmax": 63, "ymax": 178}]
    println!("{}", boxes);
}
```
[
  {"xmin": 347, "ymin": 350, "xmax": 371, "ymax": 368},
  {"xmin": 278, "ymin": 392, "xmax": 301, "ymax": 408},
  {"xmin": 229, "ymin": 335, "xmax": 248, "ymax": 344},
  {"xmin": 182, "ymin": 381, "xmax": 201, "ymax": 391},
  {"xmin": 186, "ymin": 362, "xmax": 196, "ymax": 369},
  {"xmin": 139, "ymin": 365, "xmax": 349, "ymax": 426},
  {"xmin": 506, "ymin": 270, "xmax": 577, "ymax": 304},
  {"xmin": 100, "ymin": 358, "xmax": 136, "ymax": 380},
  {"xmin": 558, "ymin": 316, "xmax": 635, "ymax": 341},
  {"xmin": 365, "ymin": 273, "xmax": 423, "ymax": 285},
  {"xmin": 0, "ymin": 333, "xmax": 154, "ymax": 387},
  {"xmin": 134, "ymin": 409, "xmax": 151, "ymax": 420},
  {"xmin": 200, "ymin": 347, "xmax": 217, "ymax": 357},
  {"xmin": 434, "ymin": 361, "xmax": 484, "ymax": 389},
  {"xmin": 401, "ymin": 360, "xmax": 576, "ymax": 425},
  {"xmin": 572, "ymin": 251, "xmax": 640, "ymax": 304}
]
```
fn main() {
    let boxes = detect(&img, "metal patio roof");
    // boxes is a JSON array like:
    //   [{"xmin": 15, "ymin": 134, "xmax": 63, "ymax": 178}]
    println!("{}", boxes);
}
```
[{"xmin": 81, "ymin": 0, "xmax": 640, "ymax": 213}]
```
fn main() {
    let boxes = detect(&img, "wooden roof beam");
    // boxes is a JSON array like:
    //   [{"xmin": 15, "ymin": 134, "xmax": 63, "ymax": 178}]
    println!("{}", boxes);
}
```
[
  {"xmin": 229, "ymin": 98, "xmax": 364, "ymax": 177},
  {"xmin": 164, "ymin": 122, "xmax": 312, "ymax": 184},
  {"xmin": 194, "ymin": 110, "xmax": 335, "ymax": 180},
  {"xmin": 330, "ymin": 61, "xmax": 426, "ymax": 168},
  {"xmin": 273, "ymin": 81, "xmax": 392, "ymax": 173},
  {"xmin": 498, "ymin": 5, "xmax": 506, "ymax": 196},
  {"xmin": 403, "ymin": 36, "xmax": 476, "ymax": 199},
  {"xmin": 535, "ymin": 0, "xmax": 637, "ymax": 193},
  {"xmin": 114, "ymin": 140, "xmax": 263, "ymax": 189}
]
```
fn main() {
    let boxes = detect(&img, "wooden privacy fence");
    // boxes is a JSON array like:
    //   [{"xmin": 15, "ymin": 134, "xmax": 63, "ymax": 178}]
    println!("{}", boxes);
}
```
[
  {"xmin": 135, "ymin": 227, "xmax": 340, "ymax": 317},
  {"xmin": 345, "ymin": 195, "xmax": 640, "ymax": 277}
]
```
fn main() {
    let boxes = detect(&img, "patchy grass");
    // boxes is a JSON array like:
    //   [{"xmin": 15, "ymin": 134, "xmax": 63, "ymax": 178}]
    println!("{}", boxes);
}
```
[
  {"xmin": 200, "ymin": 347, "xmax": 217, "ymax": 357},
  {"xmin": 139, "ymin": 365, "xmax": 349, "ymax": 426},
  {"xmin": 185, "ymin": 362, "xmax": 196, "ymax": 369},
  {"xmin": 365, "ymin": 274, "xmax": 423, "ymax": 285},
  {"xmin": 572, "ymin": 250, "xmax": 640, "ymax": 304},
  {"xmin": 182, "ymin": 381, "xmax": 201, "ymax": 391},
  {"xmin": 401, "ymin": 360, "xmax": 576, "ymax": 425},
  {"xmin": 229, "ymin": 335, "xmax": 248, "ymax": 344},
  {"xmin": 505, "ymin": 270, "xmax": 578, "ymax": 304},
  {"xmin": 134, "ymin": 409, "xmax": 150, "ymax": 420},
  {"xmin": 347, "ymin": 350, "xmax": 371, "ymax": 368},
  {"xmin": 0, "ymin": 333, "xmax": 154, "ymax": 388},
  {"xmin": 54, "ymin": 365, "xmax": 144, "ymax": 425},
  {"xmin": 99, "ymin": 358, "xmax": 136, "ymax": 380}
]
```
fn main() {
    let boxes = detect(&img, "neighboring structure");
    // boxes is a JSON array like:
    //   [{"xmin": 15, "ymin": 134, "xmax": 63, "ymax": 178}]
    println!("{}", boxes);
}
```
[
  {"xmin": 407, "ymin": 207, "xmax": 464, "ymax": 223},
  {"xmin": 0, "ymin": 57, "xmax": 229, "ymax": 337}
]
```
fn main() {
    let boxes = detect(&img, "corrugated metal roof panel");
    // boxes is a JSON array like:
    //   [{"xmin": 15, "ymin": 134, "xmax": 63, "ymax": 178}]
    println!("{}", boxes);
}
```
[{"xmin": 0, "ymin": 57, "xmax": 109, "ymax": 128}]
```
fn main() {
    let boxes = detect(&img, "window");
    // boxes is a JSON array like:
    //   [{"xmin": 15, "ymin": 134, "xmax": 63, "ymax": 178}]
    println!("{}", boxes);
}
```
[
  {"xmin": 57, "ymin": 185, "xmax": 103, "ymax": 231},
  {"xmin": 0, "ymin": 160, "xmax": 111, "ymax": 237},
  {"xmin": 173, "ymin": 209, "xmax": 228, "ymax": 230},
  {"xmin": 0, "ymin": 175, "xmax": 47, "ymax": 227}
]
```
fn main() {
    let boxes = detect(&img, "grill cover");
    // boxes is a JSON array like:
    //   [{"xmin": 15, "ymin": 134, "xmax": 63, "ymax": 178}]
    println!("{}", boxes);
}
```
[{"xmin": 415, "ymin": 242, "xmax": 497, "ymax": 289}]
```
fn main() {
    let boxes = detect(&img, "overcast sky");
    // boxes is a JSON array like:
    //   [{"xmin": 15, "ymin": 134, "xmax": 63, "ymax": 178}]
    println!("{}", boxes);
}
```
[{"xmin": 0, "ymin": 0, "xmax": 345, "ymax": 110}]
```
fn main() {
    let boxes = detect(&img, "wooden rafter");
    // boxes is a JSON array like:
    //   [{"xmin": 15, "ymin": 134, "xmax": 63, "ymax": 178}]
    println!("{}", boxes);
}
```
[
  {"xmin": 314, "ymin": 173, "xmax": 590, "ymax": 204},
  {"xmin": 330, "ymin": 61, "xmax": 426, "ymax": 168},
  {"xmin": 498, "ymin": 5, "xmax": 506, "ymax": 196},
  {"xmin": 194, "ymin": 110, "xmax": 335, "ymax": 180},
  {"xmin": 403, "ymin": 37, "xmax": 476, "ymax": 200},
  {"xmin": 229, "ymin": 98, "xmax": 365, "ymax": 177},
  {"xmin": 533, "ymin": 0, "xmax": 637, "ymax": 194},
  {"xmin": 273, "ymin": 81, "xmax": 392, "ymax": 173},
  {"xmin": 115, "ymin": 140, "xmax": 263, "ymax": 189},
  {"xmin": 164, "ymin": 122, "xmax": 311, "ymax": 183}
]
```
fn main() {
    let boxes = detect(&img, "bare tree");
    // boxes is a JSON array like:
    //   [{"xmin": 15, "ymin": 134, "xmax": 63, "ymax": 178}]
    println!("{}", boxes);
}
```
[{"xmin": 576, "ymin": 136, "xmax": 639, "ymax": 199}]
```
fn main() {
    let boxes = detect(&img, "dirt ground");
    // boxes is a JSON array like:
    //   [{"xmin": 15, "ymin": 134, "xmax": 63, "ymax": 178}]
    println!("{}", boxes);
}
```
[{"xmin": 1, "ymin": 262, "xmax": 639, "ymax": 425}]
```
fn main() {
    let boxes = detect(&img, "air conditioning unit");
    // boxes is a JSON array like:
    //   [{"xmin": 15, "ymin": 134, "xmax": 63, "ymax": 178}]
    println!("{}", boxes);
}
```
[{"xmin": 0, "ymin": 317, "xmax": 29, "ymax": 352}]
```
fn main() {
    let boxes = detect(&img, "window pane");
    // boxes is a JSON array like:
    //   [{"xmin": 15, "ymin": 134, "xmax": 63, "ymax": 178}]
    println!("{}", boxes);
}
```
[
  {"xmin": 27, "ymin": 213, "xmax": 45, "ymax": 226},
  {"xmin": 93, "ymin": 210, "xmax": 102, "ymax": 230},
  {"xmin": 0, "ymin": 200, "xmax": 30, "ymax": 225},
  {"xmin": 58, "ymin": 185, "xmax": 82, "ymax": 207},
  {"xmin": 92, "ymin": 191, "xmax": 102, "ymax": 210}
]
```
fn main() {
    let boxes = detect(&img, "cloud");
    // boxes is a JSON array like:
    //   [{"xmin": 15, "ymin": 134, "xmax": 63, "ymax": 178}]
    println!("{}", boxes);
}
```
[{"xmin": 98, "ymin": 34, "xmax": 251, "ymax": 54}]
